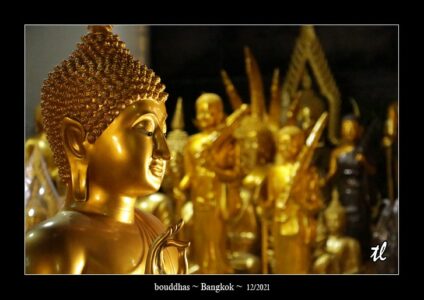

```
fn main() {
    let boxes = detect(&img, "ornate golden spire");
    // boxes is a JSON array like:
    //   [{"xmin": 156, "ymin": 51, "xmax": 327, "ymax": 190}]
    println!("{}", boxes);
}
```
[
  {"xmin": 171, "ymin": 97, "xmax": 185, "ymax": 131},
  {"xmin": 300, "ymin": 25, "xmax": 316, "ymax": 41},
  {"xmin": 282, "ymin": 25, "xmax": 341, "ymax": 144}
]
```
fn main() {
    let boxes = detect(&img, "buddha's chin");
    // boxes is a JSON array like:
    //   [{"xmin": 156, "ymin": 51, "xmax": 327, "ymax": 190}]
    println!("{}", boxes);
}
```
[{"xmin": 146, "ymin": 171, "xmax": 163, "ymax": 191}]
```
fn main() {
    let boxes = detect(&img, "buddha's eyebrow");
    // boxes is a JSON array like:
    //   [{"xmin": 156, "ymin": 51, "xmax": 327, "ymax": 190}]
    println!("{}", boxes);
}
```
[{"xmin": 131, "ymin": 112, "xmax": 158, "ymax": 127}]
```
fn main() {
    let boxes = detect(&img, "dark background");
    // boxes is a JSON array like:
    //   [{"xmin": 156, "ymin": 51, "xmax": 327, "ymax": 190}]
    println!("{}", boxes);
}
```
[
  {"xmin": 150, "ymin": 25, "xmax": 397, "ymax": 133},
  {"xmin": 150, "ymin": 25, "xmax": 398, "ymax": 200}
]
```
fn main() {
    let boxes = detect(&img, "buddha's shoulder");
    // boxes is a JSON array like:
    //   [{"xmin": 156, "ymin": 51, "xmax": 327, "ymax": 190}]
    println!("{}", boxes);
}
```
[
  {"xmin": 25, "ymin": 211, "xmax": 87, "ymax": 273},
  {"xmin": 27, "ymin": 211, "xmax": 86, "ymax": 242}
]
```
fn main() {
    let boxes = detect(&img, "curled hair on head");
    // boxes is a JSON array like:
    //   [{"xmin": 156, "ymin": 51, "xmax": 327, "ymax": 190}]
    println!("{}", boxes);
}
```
[{"xmin": 41, "ymin": 26, "xmax": 168, "ymax": 183}]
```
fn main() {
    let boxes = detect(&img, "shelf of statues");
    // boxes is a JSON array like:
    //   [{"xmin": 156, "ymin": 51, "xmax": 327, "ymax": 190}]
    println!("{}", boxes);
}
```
[{"xmin": 25, "ymin": 25, "xmax": 398, "ymax": 274}]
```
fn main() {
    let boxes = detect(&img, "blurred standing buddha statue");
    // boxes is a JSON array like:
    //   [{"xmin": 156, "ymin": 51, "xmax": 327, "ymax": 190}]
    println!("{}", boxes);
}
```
[
  {"xmin": 25, "ymin": 105, "xmax": 65, "ymax": 231},
  {"xmin": 264, "ymin": 117, "xmax": 326, "ymax": 274},
  {"xmin": 177, "ymin": 93, "xmax": 234, "ymax": 274},
  {"xmin": 25, "ymin": 25, "xmax": 189, "ymax": 274},
  {"xmin": 325, "ymin": 115, "xmax": 375, "ymax": 258}
]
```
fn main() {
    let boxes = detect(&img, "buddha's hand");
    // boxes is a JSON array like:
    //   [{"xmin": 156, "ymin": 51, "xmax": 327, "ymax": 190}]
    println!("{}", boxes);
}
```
[{"xmin": 145, "ymin": 219, "xmax": 190, "ymax": 274}]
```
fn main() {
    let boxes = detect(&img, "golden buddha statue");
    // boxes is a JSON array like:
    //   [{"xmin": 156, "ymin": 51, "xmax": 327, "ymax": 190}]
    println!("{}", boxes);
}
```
[
  {"xmin": 263, "ymin": 114, "xmax": 327, "ymax": 274},
  {"xmin": 25, "ymin": 105, "xmax": 65, "ymax": 231},
  {"xmin": 176, "ymin": 93, "xmax": 234, "ymax": 274},
  {"xmin": 313, "ymin": 188, "xmax": 361, "ymax": 274},
  {"xmin": 25, "ymin": 25, "xmax": 189, "ymax": 274}
]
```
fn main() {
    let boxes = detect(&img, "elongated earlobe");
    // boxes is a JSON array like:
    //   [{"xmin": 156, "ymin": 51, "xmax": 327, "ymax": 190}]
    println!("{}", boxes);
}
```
[{"xmin": 62, "ymin": 117, "xmax": 88, "ymax": 201}]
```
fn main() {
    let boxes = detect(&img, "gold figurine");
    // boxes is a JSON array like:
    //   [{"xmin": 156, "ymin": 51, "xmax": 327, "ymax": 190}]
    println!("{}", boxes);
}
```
[
  {"xmin": 264, "ymin": 114, "xmax": 327, "ymax": 273},
  {"xmin": 177, "ymin": 93, "xmax": 239, "ymax": 274},
  {"xmin": 25, "ymin": 105, "xmax": 64, "ymax": 231},
  {"xmin": 313, "ymin": 188, "xmax": 361, "ymax": 274},
  {"xmin": 25, "ymin": 25, "xmax": 189, "ymax": 274}
]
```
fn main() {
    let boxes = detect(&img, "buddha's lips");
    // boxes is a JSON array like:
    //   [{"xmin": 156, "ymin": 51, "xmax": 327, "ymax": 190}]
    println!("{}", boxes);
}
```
[{"xmin": 150, "ymin": 160, "xmax": 164, "ymax": 177}]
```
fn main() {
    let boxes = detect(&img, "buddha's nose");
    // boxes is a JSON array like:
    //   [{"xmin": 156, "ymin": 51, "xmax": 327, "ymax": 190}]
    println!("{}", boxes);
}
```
[{"xmin": 153, "ymin": 131, "xmax": 171, "ymax": 161}]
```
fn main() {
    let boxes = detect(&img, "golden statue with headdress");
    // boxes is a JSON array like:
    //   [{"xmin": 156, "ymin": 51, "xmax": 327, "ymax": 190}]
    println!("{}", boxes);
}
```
[
  {"xmin": 313, "ymin": 188, "xmax": 361, "ymax": 274},
  {"xmin": 25, "ymin": 25, "xmax": 189, "ymax": 274}
]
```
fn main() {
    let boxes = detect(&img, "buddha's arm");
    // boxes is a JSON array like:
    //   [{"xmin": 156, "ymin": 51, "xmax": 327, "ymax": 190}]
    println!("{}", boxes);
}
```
[{"xmin": 25, "ymin": 228, "xmax": 85, "ymax": 274}]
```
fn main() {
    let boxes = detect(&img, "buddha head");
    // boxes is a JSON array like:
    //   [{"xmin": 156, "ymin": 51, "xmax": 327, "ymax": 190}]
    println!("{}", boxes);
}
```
[
  {"xmin": 41, "ymin": 26, "xmax": 170, "ymax": 202},
  {"xmin": 276, "ymin": 125, "xmax": 304, "ymax": 162},
  {"xmin": 341, "ymin": 115, "xmax": 361, "ymax": 144},
  {"xmin": 194, "ymin": 93, "xmax": 224, "ymax": 131},
  {"xmin": 324, "ymin": 188, "xmax": 346, "ymax": 235}
]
